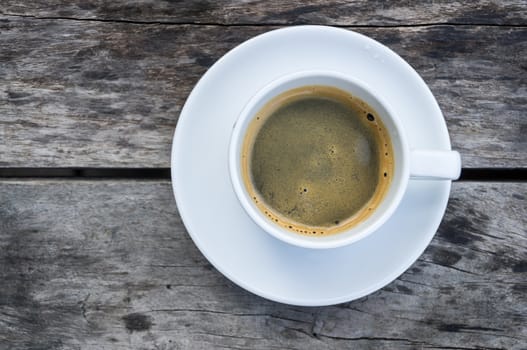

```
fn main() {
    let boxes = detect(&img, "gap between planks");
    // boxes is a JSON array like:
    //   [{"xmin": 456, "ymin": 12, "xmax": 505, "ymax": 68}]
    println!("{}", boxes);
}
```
[{"xmin": 0, "ymin": 168, "xmax": 525, "ymax": 181}]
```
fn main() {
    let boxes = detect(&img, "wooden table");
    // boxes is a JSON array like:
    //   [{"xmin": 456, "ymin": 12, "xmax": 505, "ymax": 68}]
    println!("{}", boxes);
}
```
[{"xmin": 1, "ymin": 1, "xmax": 526, "ymax": 349}]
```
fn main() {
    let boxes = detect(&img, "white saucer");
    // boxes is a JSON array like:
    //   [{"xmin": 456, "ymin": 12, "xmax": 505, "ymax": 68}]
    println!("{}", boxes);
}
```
[{"xmin": 171, "ymin": 26, "xmax": 453, "ymax": 306}]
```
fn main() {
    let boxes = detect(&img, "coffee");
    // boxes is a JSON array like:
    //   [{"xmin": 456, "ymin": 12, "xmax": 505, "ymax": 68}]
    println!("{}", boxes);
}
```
[{"xmin": 241, "ymin": 85, "xmax": 393, "ymax": 236}]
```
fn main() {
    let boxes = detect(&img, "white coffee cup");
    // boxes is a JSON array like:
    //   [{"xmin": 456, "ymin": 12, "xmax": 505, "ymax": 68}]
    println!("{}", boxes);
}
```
[{"xmin": 229, "ymin": 70, "xmax": 461, "ymax": 249}]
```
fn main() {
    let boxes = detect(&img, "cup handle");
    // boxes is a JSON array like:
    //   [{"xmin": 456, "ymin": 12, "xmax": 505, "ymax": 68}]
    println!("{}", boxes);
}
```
[{"xmin": 410, "ymin": 150, "xmax": 461, "ymax": 180}]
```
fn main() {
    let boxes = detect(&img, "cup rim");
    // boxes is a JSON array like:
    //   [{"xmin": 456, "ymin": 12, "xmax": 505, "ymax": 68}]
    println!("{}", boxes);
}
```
[{"xmin": 229, "ymin": 70, "xmax": 410, "ymax": 249}]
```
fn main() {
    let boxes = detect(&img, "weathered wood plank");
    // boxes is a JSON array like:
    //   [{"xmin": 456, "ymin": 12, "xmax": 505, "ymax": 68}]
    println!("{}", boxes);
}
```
[
  {"xmin": 1, "ymin": 18, "xmax": 525, "ymax": 168},
  {"xmin": 1, "ymin": 0, "xmax": 526, "ymax": 25},
  {"xmin": 0, "ymin": 181, "xmax": 525, "ymax": 349}
]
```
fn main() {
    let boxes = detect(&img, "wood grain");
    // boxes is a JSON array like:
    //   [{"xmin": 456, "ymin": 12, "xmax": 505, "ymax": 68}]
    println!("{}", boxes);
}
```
[
  {"xmin": 1, "ymin": 0, "xmax": 526, "ymax": 25},
  {"xmin": 1, "ymin": 181, "xmax": 525, "ymax": 349},
  {"xmin": 1, "ymin": 16, "xmax": 525, "ymax": 168}
]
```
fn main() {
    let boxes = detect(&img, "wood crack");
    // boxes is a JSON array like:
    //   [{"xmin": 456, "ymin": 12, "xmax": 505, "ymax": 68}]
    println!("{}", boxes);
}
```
[
  {"xmin": 1, "ymin": 12, "xmax": 526, "ymax": 28},
  {"xmin": 396, "ymin": 278, "xmax": 441, "ymax": 289},
  {"xmin": 424, "ymin": 346, "xmax": 505, "ymax": 350},
  {"xmin": 194, "ymin": 331, "xmax": 264, "ymax": 341},
  {"xmin": 316, "ymin": 334, "xmax": 423, "ymax": 344},
  {"xmin": 283, "ymin": 324, "xmax": 321, "ymax": 340},
  {"xmin": 420, "ymin": 259, "xmax": 481, "ymax": 276},
  {"xmin": 80, "ymin": 293, "xmax": 90, "ymax": 322},
  {"xmin": 147, "ymin": 308, "xmax": 310, "ymax": 325},
  {"xmin": 145, "ymin": 264, "xmax": 206, "ymax": 268}
]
